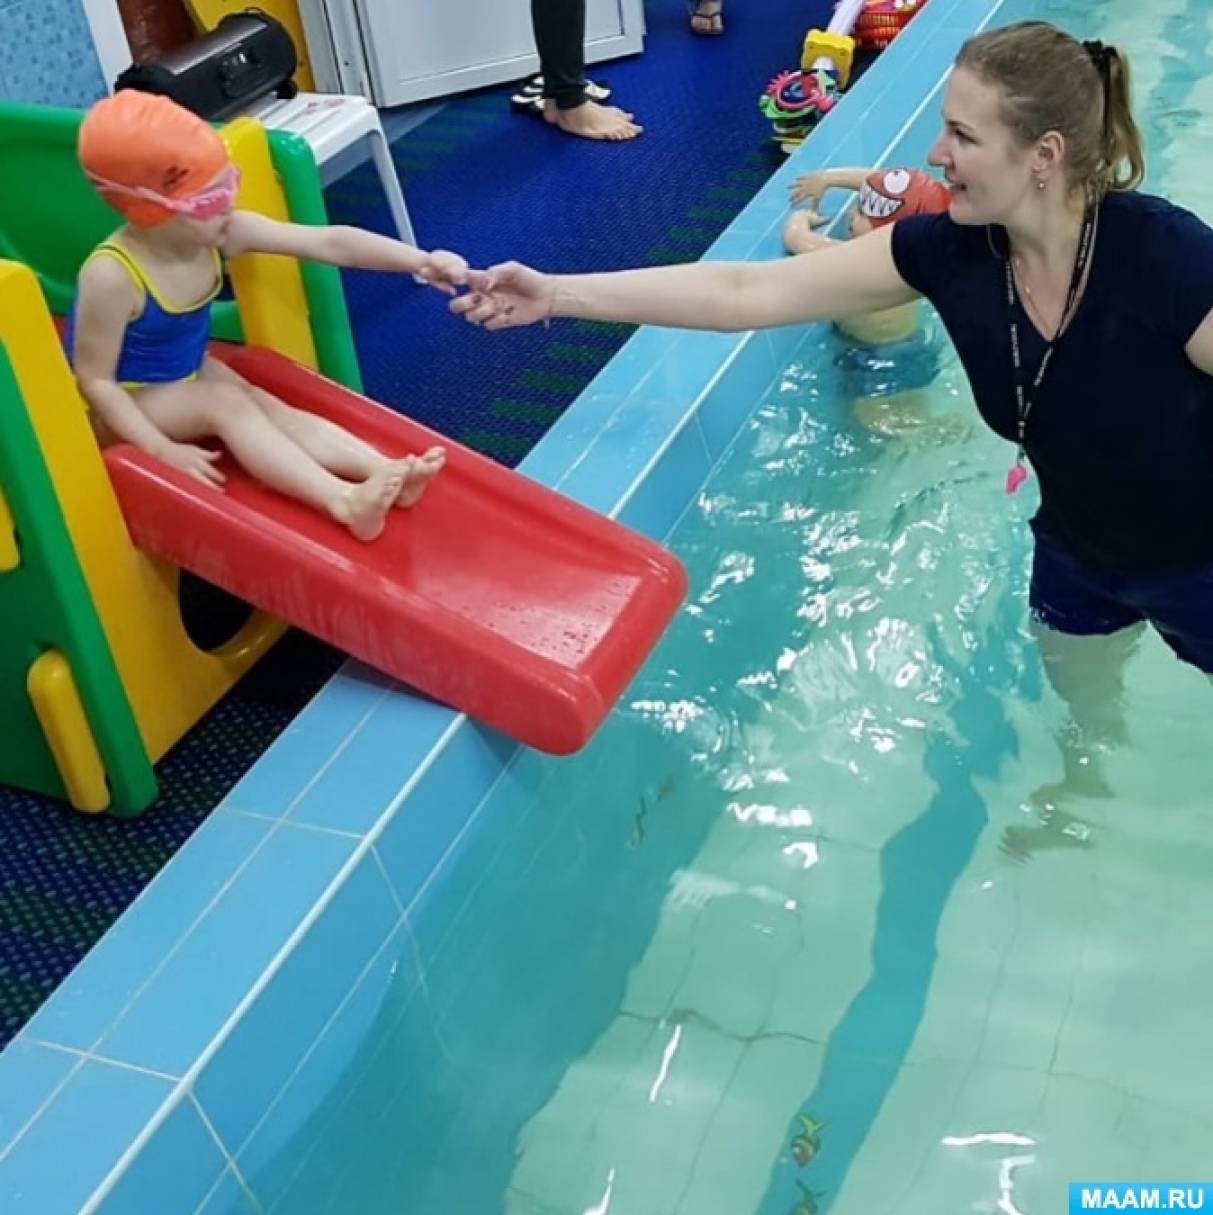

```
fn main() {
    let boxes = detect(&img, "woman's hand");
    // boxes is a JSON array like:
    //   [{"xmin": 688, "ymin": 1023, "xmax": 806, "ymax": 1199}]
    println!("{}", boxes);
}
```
[
  {"xmin": 156, "ymin": 441, "xmax": 226, "ymax": 488},
  {"xmin": 450, "ymin": 262, "xmax": 556, "ymax": 330},
  {"xmin": 415, "ymin": 248, "xmax": 469, "ymax": 295}
]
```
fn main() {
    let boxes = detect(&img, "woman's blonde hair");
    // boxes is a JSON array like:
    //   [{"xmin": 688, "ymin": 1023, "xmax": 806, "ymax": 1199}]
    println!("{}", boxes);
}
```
[{"xmin": 955, "ymin": 20, "xmax": 1145, "ymax": 194}]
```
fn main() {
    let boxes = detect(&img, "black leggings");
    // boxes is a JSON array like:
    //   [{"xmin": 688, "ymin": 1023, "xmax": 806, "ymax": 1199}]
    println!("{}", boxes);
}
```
[{"xmin": 531, "ymin": 0, "xmax": 587, "ymax": 109}]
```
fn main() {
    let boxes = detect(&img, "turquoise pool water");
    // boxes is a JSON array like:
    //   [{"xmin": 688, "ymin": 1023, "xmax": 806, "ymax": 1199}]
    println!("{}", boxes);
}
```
[{"xmin": 256, "ymin": 1, "xmax": 1213, "ymax": 1212}]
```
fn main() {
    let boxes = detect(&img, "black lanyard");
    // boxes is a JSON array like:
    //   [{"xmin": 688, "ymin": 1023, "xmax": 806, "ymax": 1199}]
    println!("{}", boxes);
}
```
[{"xmin": 1002, "ymin": 203, "xmax": 1098, "ymax": 494}]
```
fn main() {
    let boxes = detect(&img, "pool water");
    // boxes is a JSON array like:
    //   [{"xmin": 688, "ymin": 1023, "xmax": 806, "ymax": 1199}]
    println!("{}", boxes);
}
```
[{"xmin": 259, "ymin": 0, "xmax": 1213, "ymax": 1211}]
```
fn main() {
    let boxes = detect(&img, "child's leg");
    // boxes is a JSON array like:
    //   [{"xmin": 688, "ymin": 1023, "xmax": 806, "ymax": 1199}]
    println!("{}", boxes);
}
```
[
  {"xmin": 200, "ymin": 359, "xmax": 445, "ymax": 508},
  {"xmin": 136, "ymin": 379, "xmax": 402, "ymax": 541}
]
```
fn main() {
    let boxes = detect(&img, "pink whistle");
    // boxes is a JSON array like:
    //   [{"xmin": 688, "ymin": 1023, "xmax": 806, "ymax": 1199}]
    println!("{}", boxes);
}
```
[{"xmin": 1005, "ymin": 464, "xmax": 1028, "ymax": 495}]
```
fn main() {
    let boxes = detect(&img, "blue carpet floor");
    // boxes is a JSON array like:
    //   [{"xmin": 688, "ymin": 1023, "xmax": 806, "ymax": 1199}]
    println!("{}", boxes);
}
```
[
  {"xmin": 328, "ymin": 0, "xmax": 834, "ymax": 463},
  {"xmin": 0, "ymin": 0, "xmax": 847, "ymax": 1048}
]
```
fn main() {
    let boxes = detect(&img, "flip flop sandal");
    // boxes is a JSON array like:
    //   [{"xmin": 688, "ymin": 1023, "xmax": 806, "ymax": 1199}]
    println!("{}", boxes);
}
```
[
  {"xmin": 510, "ymin": 73, "xmax": 612, "ymax": 112},
  {"xmin": 689, "ymin": 1, "xmax": 724, "ymax": 35}
]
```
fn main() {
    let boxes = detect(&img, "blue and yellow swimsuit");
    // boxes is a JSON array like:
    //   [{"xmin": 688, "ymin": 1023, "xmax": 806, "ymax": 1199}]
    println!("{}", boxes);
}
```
[{"xmin": 65, "ymin": 241, "xmax": 223, "ymax": 389}]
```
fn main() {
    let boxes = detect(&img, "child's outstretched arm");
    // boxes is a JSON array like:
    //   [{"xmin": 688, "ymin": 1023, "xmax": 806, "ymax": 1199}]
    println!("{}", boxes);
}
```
[
  {"xmin": 788, "ymin": 167, "xmax": 872, "ymax": 223},
  {"xmin": 222, "ymin": 211, "xmax": 468, "ymax": 293},
  {"xmin": 72, "ymin": 258, "xmax": 224, "ymax": 487}
]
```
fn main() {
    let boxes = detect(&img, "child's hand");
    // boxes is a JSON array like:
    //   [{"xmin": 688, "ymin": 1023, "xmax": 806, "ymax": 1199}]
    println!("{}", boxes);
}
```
[
  {"xmin": 788, "ymin": 172, "xmax": 830, "ymax": 226},
  {"xmin": 158, "ymin": 441, "xmax": 226, "ymax": 488},
  {"xmin": 416, "ymin": 249, "xmax": 469, "ymax": 295},
  {"xmin": 451, "ymin": 262, "xmax": 555, "ymax": 331}
]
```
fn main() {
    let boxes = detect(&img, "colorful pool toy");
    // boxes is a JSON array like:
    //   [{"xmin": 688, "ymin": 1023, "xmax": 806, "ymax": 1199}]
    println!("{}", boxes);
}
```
[
  {"xmin": 760, "ymin": 0, "xmax": 930, "ymax": 151},
  {"xmin": 856, "ymin": 0, "xmax": 928, "ymax": 51},
  {"xmin": 759, "ymin": 68, "xmax": 839, "ymax": 152}
]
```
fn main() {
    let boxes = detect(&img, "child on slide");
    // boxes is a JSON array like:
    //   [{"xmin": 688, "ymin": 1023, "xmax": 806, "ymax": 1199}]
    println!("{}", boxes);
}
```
[
  {"xmin": 784, "ymin": 166, "xmax": 953, "ymax": 434},
  {"xmin": 69, "ymin": 91, "xmax": 463, "ymax": 542}
]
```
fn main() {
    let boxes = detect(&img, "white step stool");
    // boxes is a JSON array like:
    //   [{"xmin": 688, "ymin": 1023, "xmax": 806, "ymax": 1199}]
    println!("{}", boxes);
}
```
[{"xmin": 243, "ymin": 92, "xmax": 417, "ymax": 247}]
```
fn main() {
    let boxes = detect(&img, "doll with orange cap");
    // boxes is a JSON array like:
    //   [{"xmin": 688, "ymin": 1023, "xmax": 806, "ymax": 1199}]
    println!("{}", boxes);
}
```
[
  {"xmin": 783, "ymin": 167, "xmax": 954, "ymax": 434},
  {"xmin": 68, "ymin": 91, "xmax": 465, "ymax": 541}
]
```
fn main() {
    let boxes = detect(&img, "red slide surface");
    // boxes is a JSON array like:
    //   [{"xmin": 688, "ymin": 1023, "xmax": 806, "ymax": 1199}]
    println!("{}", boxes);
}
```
[{"xmin": 103, "ymin": 346, "xmax": 687, "ymax": 754}]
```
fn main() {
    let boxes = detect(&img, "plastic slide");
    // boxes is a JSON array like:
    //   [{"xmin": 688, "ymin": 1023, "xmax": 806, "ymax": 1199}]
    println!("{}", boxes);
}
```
[{"xmin": 103, "ymin": 346, "xmax": 689, "ymax": 755}]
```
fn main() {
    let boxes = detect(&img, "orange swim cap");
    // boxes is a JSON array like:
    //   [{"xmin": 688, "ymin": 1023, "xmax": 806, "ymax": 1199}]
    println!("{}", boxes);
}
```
[
  {"xmin": 857, "ymin": 167, "xmax": 952, "ymax": 228},
  {"xmin": 78, "ymin": 92, "xmax": 229, "ymax": 227}
]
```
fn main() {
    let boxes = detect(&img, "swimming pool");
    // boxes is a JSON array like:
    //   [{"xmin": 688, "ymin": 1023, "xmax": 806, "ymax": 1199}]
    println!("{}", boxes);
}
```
[{"xmin": 3, "ymin": 0, "xmax": 1212, "ymax": 1210}]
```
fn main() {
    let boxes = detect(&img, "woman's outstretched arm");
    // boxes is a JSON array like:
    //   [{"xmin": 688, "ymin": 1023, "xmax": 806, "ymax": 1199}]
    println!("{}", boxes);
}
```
[{"xmin": 453, "ymin": 224, "xmax": 918, "ymax": 333}]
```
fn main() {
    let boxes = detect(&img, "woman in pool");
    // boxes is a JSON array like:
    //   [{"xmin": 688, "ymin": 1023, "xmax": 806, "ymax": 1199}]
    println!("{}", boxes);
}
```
[
  {"xmin": 453, "ymin": 21, "xmax": 1213, "ymax": 827},
  {"xmin": 70, "ymin": 91, "xmax": 459, "ymax": 543}
]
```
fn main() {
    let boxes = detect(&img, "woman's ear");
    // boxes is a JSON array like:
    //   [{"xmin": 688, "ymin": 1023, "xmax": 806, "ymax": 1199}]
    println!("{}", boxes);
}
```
[{"xmin": 1033, "ymin": 130, "xmax": 1066, "ymax": 182}]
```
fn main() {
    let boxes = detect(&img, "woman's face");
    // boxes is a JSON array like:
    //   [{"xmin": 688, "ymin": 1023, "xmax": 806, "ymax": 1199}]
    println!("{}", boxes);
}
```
[{"xmin": 928, "ymin": 66, "xmax": 1035, "ymax": 225}]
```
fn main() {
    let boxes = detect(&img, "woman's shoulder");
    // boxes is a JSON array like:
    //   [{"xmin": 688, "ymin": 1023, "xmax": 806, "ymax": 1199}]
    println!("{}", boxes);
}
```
[
  {"xmin": 1101, "ymin": 189, "xmax": 1213, "ymax": 246},
  {"xmin": 889, "ymin": 211, "xmax": 997, "ymax": 301},
  {"xmin": 897, "ymin": 209, "xmax": 987, "ymax": 246}
]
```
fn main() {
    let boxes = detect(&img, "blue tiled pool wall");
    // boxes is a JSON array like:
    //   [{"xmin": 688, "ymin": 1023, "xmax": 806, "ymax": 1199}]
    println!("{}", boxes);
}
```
[
  {"xmin": 0, "ymin": 0, "xmax": 1049, "ymax": 1211},
  {"xmin": 0, "ymin": 0, "xmax": 106, "ymax": 108}
]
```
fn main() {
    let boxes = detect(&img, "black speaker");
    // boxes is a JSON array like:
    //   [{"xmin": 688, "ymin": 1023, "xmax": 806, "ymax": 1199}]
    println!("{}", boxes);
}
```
[{"xmin": 114, "ymin": 9, "xmax": 299, "ymax": 122}]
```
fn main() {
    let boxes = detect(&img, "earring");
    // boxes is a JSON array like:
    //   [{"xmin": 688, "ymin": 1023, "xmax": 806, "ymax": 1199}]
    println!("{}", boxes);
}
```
[{"xmin": 1036, "ymin": 178, "xmax": 1046, "ymax": 191}]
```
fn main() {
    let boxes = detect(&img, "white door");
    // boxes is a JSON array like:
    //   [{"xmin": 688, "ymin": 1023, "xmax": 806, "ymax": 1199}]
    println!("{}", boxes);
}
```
[
  {"xmin": 348, "ymin": 0, "xmax": 645, "ymax": 107},
  {"xmin": 79, "ymin": 0, "xmax": 133, "ymax": 90}
]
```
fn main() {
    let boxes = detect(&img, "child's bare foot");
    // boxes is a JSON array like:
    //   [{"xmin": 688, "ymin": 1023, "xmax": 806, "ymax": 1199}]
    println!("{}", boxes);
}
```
[
  {"xmin": 337, "ymin": 466, "xmax": 403, "ymax": 541},
  {"xmin": 392, "ymin": 446, "xmax": 446, "ymax": 509},
  {"xmin": 543, "ymin": 99, "xmax": 642, "ymax": 141}
]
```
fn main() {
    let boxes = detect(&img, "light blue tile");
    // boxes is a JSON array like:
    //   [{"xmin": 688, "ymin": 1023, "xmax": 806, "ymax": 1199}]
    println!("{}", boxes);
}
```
[
  {"xmin": 94, "ymin": 825, "xmax": 358, "ymax": 1077},
  {"xmin": 247, "ymin": 969, "xmax": 448, "ymax": 1214},
  {"xmin": 98, "ymin": 1095, "xmax": 226, "ymax": 1215},
  {"xmin": 197, "ymin": 1169, "xmax": 260, "ymax": 1215},
  {"xmin": 0, "ymin": 0, "xmax": 105, "ymax": 107},
  {"xmin": 518, "ymin": 390, "xmax": 629, "ymax": 486},
  {"xmin": 577, "ymin": 325, "xmax": 676, "ymax": 397},
  {"xmin": 0, "ymin": 1040, "xmax": 80, "ymax": 1152},
  {"xmin": 752, "ymin": 222, "xmax": 796, "ymax": 264},
  {"xmin": 617, "ymin": 419, "xmax": 711, "ymax": 541},
  {"xmin": 697, "ymin": 329, "xmax": 782, "ymax": 461},
  {"xmin": 23, "ymin": 811, "xmax": 274, "ymax": 1054},
  {"xmin": 194, "ymin": 850, "xmax": 399, "ymax": 1157},
  {"xmin": 635, "ymin": 329, "xmax": 746, "ymax": 409},
  {"xmin": 702, "ymin": 229, "xmax": 764, "ymax": 263},
  {"xmin": 553, "ymin": 388, "xmax": 699, "ymax": 515},
  {"xmin": 762, "ymin": 321, "xmax": 813, "ymax": 373},
  {"xmin": 399, "ymin": 750, "xmax": 557, "ymax": 980},
  {"xmin": 374, "ymin": 726, "xmax": 517, "ymax": 911},
  {"xmin": 727, "ymin": 181, "xmax": 797, "ymax": 237},
  {"xmin": 0, "ymin": 1059, "xmax": 172, "ymax": 1215},
  {"xmin": 285, "ymin": 685, "xmax": 458, "ymax": 833},
  {"xmin": 226, "ymin": 667, "xmax": 395, "ymax": 817},
  {"xmin": 235, "ymin": 923, "xmax": 420, "ymax": 1208}
]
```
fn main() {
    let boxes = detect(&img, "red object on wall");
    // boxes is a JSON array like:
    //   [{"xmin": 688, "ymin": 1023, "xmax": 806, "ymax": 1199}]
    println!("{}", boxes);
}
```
[
  {"xmin": 103, "ymin": 346, "xmax": 689, "ymax": 754},
  {"xmin": 854, "ymin": 0, "xmax": 927, "ymax": 51},
  {"xmin": 116, "ymin": 0, "xmax": 196, "ymax": 63}
]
